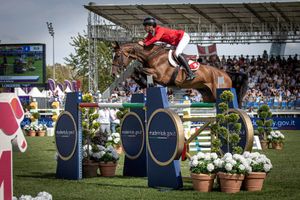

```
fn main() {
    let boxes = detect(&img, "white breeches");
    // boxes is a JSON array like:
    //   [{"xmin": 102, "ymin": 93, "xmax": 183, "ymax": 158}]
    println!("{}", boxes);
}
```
[{"xmin": 175, "ymin": 32, "xmax": 190, "ymax": 57}]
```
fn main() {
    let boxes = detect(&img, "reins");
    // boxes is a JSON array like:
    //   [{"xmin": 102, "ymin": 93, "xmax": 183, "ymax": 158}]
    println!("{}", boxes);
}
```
[{"xmin": 119, "ymin": 43, "xmax": 167, "ymax": 64}]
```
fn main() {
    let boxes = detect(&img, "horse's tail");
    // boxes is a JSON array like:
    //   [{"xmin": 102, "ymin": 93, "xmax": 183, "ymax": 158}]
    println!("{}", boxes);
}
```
[{"xmin": 226, "ymin": 71, "xmax": 248, "ymax": 108}]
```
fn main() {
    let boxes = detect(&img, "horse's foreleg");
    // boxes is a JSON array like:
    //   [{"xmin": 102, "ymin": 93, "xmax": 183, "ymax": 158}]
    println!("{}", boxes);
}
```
[
  {"xmin": 141, "ymin": 68, "xmax": 158, "ymax": 80},
  {"xmin": 131, "ymin": 69, "xmax": 147, "ymax": 88}
]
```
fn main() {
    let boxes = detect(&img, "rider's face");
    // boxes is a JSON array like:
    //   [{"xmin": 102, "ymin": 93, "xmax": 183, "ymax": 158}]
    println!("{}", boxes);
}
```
[{"xmin": 144, "ymin": 25, "xmax": 154, "ymax": 33}]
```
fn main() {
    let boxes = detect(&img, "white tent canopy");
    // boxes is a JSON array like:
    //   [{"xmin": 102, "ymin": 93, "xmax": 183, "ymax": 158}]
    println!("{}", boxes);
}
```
[
  {"xmin": 64, "ymin": 86, "xmax": 72, "ymax": 93},
  {"xmin": 14, "ymin": 87, "xmax": 28, "ymax": 96},
  {"xmin": 41, "ymin": 90, "xmax": 52, "ymax": 98},
  {"xmin": 55, "ymin": 85, "xmax": 65, "ymax": 97},
  {"xmin": 28, "ymin": 87, "xmax": 44, "ymax": 98}
]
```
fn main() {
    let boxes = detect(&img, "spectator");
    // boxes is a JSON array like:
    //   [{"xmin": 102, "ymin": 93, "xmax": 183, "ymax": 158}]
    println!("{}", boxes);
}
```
[
  {"xmin": 98, "ymin": 108, "xmax": 111, "ymax": 135},
  {"xmin": 109, "ymin": 108, "xmax": 120, "ymax": 133}
]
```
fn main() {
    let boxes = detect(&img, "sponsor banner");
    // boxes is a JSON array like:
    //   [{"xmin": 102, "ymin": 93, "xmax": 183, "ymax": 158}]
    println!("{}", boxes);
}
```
[
  {"xmin": 251, "ymin": 117, "xmax": 300, "ymax": 130},
  {"xmin": 190, "ymin": 117, "xmax": 300, "ymax": 130}
]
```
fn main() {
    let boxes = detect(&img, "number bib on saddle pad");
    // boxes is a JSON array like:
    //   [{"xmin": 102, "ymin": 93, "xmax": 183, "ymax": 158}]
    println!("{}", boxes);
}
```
[{"xmin": 168, "ymin": 50, "xmax": 200, "ymax": 71}]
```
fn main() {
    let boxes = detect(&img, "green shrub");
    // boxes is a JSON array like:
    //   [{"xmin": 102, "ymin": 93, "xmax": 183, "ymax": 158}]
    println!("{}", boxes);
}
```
[
  {"xmin": 256, "ymin": 104, "xmax": 273, "ymax": 140},
  {"xmin": 211, "ymin": 90, "xmax": 242, "ymax": 155}
]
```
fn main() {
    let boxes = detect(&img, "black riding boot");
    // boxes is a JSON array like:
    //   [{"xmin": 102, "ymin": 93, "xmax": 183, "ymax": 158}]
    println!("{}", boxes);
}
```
[{"xmin": 177, "ymin": 54, "xmax": 196, "ymax": 81}]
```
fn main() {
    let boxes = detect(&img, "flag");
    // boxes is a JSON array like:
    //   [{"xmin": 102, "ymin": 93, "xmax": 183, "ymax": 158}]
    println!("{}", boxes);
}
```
[
  {"xmin": 197, "ymin": 44, "xmax": 217, "ymax": 56},
  {"xmin": 64, "ymin": 80, "xmax": 73, "ymax": 91},
  {"xmin": 47, "ymin": 79, "xmax": 56, "ymax": 92},
  {"xmin": 57, "ymin": 82, "xmax": 64, "ymax": 92}
]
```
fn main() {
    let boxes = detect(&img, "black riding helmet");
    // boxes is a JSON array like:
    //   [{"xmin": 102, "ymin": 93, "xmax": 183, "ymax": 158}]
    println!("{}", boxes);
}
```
[{"xmin": 143, "ymin": 17, "xmax": 157, "ymax": 27}]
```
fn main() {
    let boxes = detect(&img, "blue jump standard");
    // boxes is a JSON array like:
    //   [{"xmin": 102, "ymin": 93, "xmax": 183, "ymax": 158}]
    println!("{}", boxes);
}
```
[
  {"xmin": 146, "ymin": 87, "xmax": 183, "ymax": 189},
  {"xmin": 122, "ymin": 93, "xmax": 147, "ymax": 177},
  {"xmin": 56, "ymin": 92, "xmax": 82, "ymax": 180}
]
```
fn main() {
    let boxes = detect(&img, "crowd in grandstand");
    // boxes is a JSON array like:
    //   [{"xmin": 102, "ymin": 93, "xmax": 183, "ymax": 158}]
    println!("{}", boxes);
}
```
[{"xmin": 109, "ymin": 51, "xmax": 299, "ymax": 109}]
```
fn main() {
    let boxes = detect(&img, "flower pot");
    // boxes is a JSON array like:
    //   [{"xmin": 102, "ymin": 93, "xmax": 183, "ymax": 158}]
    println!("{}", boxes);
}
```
[
  {"xmin": 27, "ymin": 130, "xmax": 36, "ymax": 137},
  {"xmin": 218, "ymin": 172, "xmax": 244, "ymax": 193},
  {"xmin": 99, "ymin": 162, "xmax": 117, "ymax": 177},
  {"xmin": 38, "ymin": 130, "xmax": 46, "ymax": 137},
  {"xmin": 115, "ymin": 145, "xmax": 123, "ymax": 154},
  {"xmin": 83, "ymin": 162, "xmax": 99, "ymax": 178},
  {"xmin": 272, "ymin": 142, "xmax": 283, "ymax": 150},
  {"xmin": 244, "ymin": 172, "xmax": 266, "ymax": 191},
  {"xmin": 191, "ymin": 173, "xmax": 216, "ymax": 192},
  {"xmin": 260, "ymin": 140, "xmax": 268, "ymax": 150}
]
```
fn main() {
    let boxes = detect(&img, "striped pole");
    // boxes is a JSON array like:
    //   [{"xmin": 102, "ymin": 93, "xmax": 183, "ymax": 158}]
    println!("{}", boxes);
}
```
[
  {"xmin": 79, "ymin": 102, "xmax": 215, "ymax": 109},
  {"xmin": 79, "ymin": 102, "xmax": 144, "ymax": 109}
]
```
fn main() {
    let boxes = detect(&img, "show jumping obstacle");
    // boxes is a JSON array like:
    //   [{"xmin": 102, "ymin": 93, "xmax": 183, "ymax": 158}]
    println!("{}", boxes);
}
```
[{"xmin": 55, "ymin": 87, "xmax": 253, "ymax": 189}]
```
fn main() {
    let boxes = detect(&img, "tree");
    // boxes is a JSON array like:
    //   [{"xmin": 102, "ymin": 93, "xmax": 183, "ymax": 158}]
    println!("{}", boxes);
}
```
[
  {"xmin": 46, "ymin": 64, "xmax": 76, "ymax": 83},
  {"xmin": 64, "ymin": 32, "xmax": 113, "ymax": 92}
]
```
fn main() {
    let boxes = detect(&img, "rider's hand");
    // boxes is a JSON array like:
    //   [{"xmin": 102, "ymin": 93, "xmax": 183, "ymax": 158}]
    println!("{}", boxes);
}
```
[{"xmin": 138, "ymin": 41, "xmax": 144, "ymax": 46}]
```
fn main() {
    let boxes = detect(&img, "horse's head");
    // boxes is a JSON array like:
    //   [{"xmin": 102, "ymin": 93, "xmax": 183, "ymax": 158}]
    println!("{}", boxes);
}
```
[{"xmin": 111, "ymin": 42, "xmax": 137, "ymax": 77}]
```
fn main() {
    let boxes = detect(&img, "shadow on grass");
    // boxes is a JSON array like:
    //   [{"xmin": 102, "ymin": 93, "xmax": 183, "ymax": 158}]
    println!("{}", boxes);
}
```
[
  {"xmin": 17, "ymin": 172, "xmax": 56, "ymax": 179},
  {"xmin": 45, "ymin": 149, "xmax": 56, "ymax": 152},
  {"xmin": 94, "ymin": 182, "xmax": 149, "ymax": 189}
]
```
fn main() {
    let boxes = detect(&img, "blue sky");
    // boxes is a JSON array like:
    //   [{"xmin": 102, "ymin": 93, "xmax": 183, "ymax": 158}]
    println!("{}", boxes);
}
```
[{"xmin": 0, "ymin": 0, "xmax": 298, "ymax": 65}]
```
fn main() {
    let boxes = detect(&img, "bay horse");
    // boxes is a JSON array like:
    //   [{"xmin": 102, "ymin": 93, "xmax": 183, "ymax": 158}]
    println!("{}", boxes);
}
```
[{"xmin": 112, "ymin": 42, "xmax": 248, "ymax": 106}]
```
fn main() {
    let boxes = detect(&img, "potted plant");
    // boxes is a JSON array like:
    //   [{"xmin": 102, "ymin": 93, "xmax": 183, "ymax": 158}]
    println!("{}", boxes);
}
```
[
  {"xmin": 189, "ymin": 152, "xmax": 219, "ymax": 192},
  {"xmin": 211, "ymin": 90, "xmax": 243, "ymax": 155},
  {"xmin": 92, "ymin": 145, "xmax": 119, "ymax": 177},
  {"xmin": 106, "ymin": 132, "xmax": 122, "ymax": 154},
  {"xmin": 24, "ymin": 124, "xmax": 38, "ymax": 136},
  {"xmin": 37, "ymin": 124, "xmax": 47, "ymax": 136},
  {"xmin": 218, "ymin": 153, "xmax": 250, "ymax": 193},
  {"xmin": 256, "ymin": 105, "xmax": 273, "ymax": 149},
  {"xmin": 268, "ymin": 130, "xmax": 285, "ymax": 150},
  {"xmin": 82, "ymin": 144, "xmax": 99, "ymax": 178},
  {"xmin": 81, "ymin": 93, "xmax": 101, "ymax": 178},
  {"xmin": 242, "ymin": 151, "xmax": 272, "ymax": 191}
]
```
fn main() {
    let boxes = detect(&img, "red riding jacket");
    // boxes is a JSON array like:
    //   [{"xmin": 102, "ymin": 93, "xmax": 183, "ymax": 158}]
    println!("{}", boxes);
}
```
[{"xmin": 143, "ymin": 25, "xmax": 184, "ymax": 46}]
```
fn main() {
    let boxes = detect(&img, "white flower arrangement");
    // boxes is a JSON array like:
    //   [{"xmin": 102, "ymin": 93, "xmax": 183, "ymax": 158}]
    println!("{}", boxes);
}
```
[
  {"xmin": 37, "ymin": 124, "xmax": 47, "ymax": 131},
  {"xmin": 23, "ymin": 124, "xmax": 38, "ymax": 131},
  {"xmin": 189, "ymin": 152, "xmax": 219, "ymax": 174},
  {"xmin": 82, "ymin": 144, "xmax": 93, "ymax": 159},
  {"xmin": 14, "ymin": 191, "xmax": 52, "ymax": 200},
  {"xmin": 242, "ymin": 151, "xmax": 273, "ymax": 173},
  {"xmin": 91, "ymin": 145, "xmax": 119, "ymax": 163},
  {"xmin": 106, "ymin": 132, "xmax": 121, "ymax": 146},
  {"xmin": 267, "ymin": 130, "xmax": 285, "ymax": 143},
  {"xmin": 189, "ymin": 151, "xmax": 273, "ymax": 175},
  {"xmin": 219, "ymin": 152, "xmax": 251, "ymax": 174}
]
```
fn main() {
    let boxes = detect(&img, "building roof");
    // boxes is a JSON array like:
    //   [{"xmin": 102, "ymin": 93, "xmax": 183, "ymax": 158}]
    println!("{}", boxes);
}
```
[
  {"xmin": 84, "ymin": 2, "xmax": 300, "ymax": 43},
  {"xmin": 84, "ymin": 2, "xmax": 300, "ymax": 27}
]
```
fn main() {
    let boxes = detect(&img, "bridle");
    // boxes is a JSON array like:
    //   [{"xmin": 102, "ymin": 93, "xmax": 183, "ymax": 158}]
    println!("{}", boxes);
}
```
[{"xmin": 112, "ymin": 45, "xmax": 139, "ymax": 69}]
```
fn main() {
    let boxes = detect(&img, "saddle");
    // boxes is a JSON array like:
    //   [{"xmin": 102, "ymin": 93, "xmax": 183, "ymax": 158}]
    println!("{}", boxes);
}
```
[{"xmin": 168, "ymin": 50, "xmax": 200, "ymax": 71}]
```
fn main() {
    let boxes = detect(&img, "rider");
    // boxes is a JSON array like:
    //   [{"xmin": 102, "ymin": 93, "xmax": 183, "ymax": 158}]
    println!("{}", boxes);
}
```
[{"xmin": 138, "ymin": 17, "xmax": 196, "ymax": 81}]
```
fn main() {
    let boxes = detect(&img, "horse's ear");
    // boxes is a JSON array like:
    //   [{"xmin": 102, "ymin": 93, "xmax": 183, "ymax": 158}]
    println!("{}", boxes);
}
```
[{"xmin": 112, "ymin": 41, "xmax": 120, "ymax": 49}]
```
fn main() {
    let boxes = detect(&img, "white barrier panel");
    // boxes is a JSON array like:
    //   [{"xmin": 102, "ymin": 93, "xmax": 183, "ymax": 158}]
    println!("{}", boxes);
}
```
[{"xmin": 0, "ymin": 93, "xmax": 27, "ymax": 200}]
